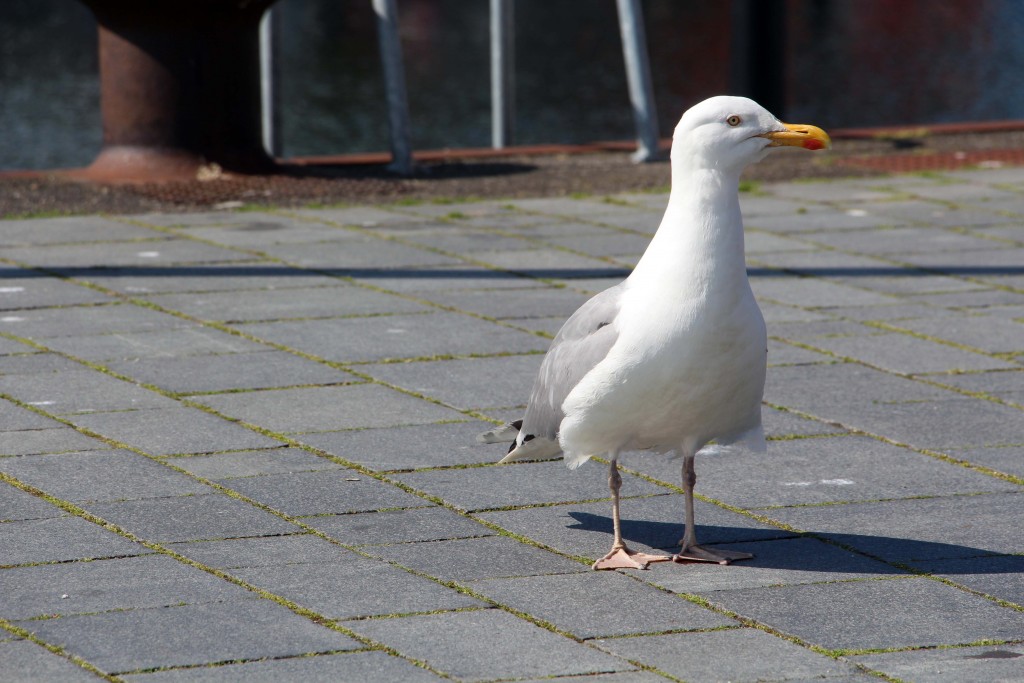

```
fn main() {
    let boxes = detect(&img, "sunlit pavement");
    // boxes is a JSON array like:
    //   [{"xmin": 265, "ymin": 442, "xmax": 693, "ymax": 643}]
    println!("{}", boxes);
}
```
[{"xmin": 1, "ymin": 167, "xmax": 1023, "ymax": 682}]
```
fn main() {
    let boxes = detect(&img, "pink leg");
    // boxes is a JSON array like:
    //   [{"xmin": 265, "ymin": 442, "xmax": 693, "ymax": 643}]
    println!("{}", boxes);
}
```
[
  {"xmin": 592, "ymin": 455, "xmax": 671, "ymax": 570},
  {"xmin": 673, "ymin": 453, "xmax": 753, "ymax": 565}
]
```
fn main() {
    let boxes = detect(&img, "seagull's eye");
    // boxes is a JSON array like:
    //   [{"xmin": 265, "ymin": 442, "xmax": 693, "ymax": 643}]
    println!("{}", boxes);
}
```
[{"xmin": 726, "ymin": 115, "xmax": 742, "ymax": 127}]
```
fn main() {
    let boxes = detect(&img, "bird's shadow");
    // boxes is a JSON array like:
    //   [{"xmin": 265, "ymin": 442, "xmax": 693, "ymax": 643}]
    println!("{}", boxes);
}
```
[{"xmin": 568, "ymin": 511, "xmax": 1023, "ymax": 574}]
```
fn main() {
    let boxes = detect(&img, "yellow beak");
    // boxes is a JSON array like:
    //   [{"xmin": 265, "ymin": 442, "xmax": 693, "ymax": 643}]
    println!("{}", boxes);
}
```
[{"xmin": 758, "ymin": 122, "xmax": 832, "ymax": 151}]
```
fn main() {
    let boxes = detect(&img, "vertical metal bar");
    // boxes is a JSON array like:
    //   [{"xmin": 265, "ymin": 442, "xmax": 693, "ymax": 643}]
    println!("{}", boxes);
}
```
[
  {"xmin": 490, "ymin": 0, "xmax": 515, "ymax": 149},
  {"xmin": 616, "ymin": 0, "xmax": 660, "ymax": 162},
  {"xmin": 373, "ymin": 0, "xmax": 413, "ymax": 175},
  {"xmin": 259, "ymin": 6, "xmax": 280, "ymax": 157}
]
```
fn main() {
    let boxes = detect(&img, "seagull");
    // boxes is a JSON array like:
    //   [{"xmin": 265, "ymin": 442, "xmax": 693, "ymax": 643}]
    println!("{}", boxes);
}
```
[{"xmin": 480, "ymin": 96, "xmax": 830, "ymax": 570}]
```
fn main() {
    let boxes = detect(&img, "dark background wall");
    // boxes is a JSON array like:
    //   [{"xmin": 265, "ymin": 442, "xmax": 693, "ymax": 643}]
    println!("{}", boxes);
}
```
[{"xmin": 2, "ymin": 0, "xmax": 1022, "ymax": 170}]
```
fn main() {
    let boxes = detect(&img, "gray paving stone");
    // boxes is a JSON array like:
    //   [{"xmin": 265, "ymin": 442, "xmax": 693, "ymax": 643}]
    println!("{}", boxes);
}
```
[
  {"xmin": 0, "ymin": 450, "xmax": 210, "ymax": 503},
  {"xmin": 396, "ymin": 228, "xmax": 542, "ymax": 256},
  {"xmin": 71, "ymin": 407, "xmax": 281, "ymax": 455},
  {"xmin": 396, "ymin": 200, "xmax": 533, "ymax": 221},
  {"xmin": 741, "ymin": 195, "xmax": 833, "ymax": 217},
  {"xmin": 138, "ymin": 209, "xmax": 336, "ymax": 228},
  {"xmin": 745, "ymin": 230, "xmax": 819, "ymax": 254},
  {"xmin": 542, "ymin": 231, "xmax": 651, "ymax": 259},
  {"xmin": 703, "ymin": 577, "xmax": 1024, "ymax": 651},
  {"xmin": 0, "ymin": 554, "xmax": 250, "ymax": 619},
  {"xmin": 767, "ymin": 182, "xmax": 897, "ymax": 203},
  {"xmin": 169, "ymin": 447, "xmax": 344, "ymax": 480},
  {"xmin": 227, "ymin": 555, "xmax": 484, "ymax": 619},
  {"xmin": 815, "ymin": 301, "xmax": 954, "ymax": 321},
  {"xmin": 463, "ymin": 244, "xmax": 625, "ymax": 276},
  {"xmin": 221, "ymin": 469, "xmax": 426, "ymax": 516},
  {"xmin": 0, "ymin": 303, "xmax": 191, "ymax": 340},
  {"xmin": 853, "ymin": 643, "xmax": 1024, "ymax": 683},
  {"xmin": 471, "ymin": 571, "xmax": 733, "ymax": 638},
  {"xmin": 0, "ymin": 369, "xmax": 179, "ymax": 415},
  {"xmin": 184, "ymin": 220, "xmax": 365, "ymax": 247},
  {"xmin": 0, "ymin": 351, "xmax": 86, "ymax": 374},
  {"xmin": 39, "ymin": 326, "xmax": 269, "ymax": 362},
  {"xmin": 943, "ymin": 167, "xmax": 1024, "ymax": 184},
  {"xmin": 764, "ymin": 361, "xmax": 959, "ymax": 416},
  {"xmin": 644, "ymin": 536, "xmax": 906, "ymax": 594},
  {"xmin": 593, "ymin": 627, "xmax": 859, "ymax": 681},
  {"xmin": 907, "ymin": 180, "xmax": 1022, "ymax": 202},
  {"xmin": 147, "ymin": 285, "xmax": 428, "ymax": 322},
  {"xmin": 0, "ymin": 482, "xmax": 63, "ymax": 522},
  {"xmin": 237, "ymin": 311, "xmax": 549, "ymax": 363},
  {"xmin": 511, "ymin": 196, "xmax": 649, "ymax": 221},
  {"xmin": 0, "ymin": 275, "xmax": 111, "ymax": 309},
  {"xmin": 359, "ymin": 354, "xmax": 541, "ymax": 411},
  {"xmin": 0, "ymin": 336, "xmax": 34, "ymax": 354},
  {"xmin": 0, "ymin": 238, "xmax": 251, "ymax": 269},
  {"xmin": 0, "ymin": 427, "xmax": 114, "ymax": 456},
  {"xmin": 829, "ymin": 398, "xmax": 1024, "ymax": 451},
  {"xmin": 827, "ymin": 273, "xmax": 989, "ymax": 296},
  {"xmin": 424, "ymin": 285, "xmax": 592, "ymax": 321},
  {"xmin": 805, "ymin": 332, "xmax": 1015, "ymax": 373},
  {"xmin": 627, "ymin": 435, "xmax": 1018, "ymax": 509},
  {"xmin": 307, "ymin": 506, "xmax": 492, "ymax": 546},
  {"xmin": 886, "ymin": 314, "xmax": 1024, "ymax": 355},
  {"xmin": 767, "ymin": 492, "xmax": 1024, "ymax": 563},
  {"xmin": 514, "ymin": 672, "xmax": 670, "ymax": 683},
  {"xmin": 366, "ymin": 535, "xmax": 588, "ymax": 581},
  {"xmin": 896, "ymin": 246, "xmax": 1024, "ymax": 275},
  {"xmin": 271, "ymin": 238, "xmax": 461, "ymax": 270},
  {"xmin": 762, "ymin": 406, "xmax": 847, "ymax": 438},
  {"xmin": 395, "ymin": 460, "xmax": 665, "ymax": 512},
  {"xmin": 349, "ymin": 608, "xmax": 633, "ymax": 682},
  {"xmin": 767, "ymin": 338, "xmax": 833, "ymax": 366},
  {"xmin": 949, "ymin": 445, "xmax": 1024, "ymax": 478},
  {"xmin": 745, "ymin": 207, "xmax": 904, "ymax": 233},
  {"xmin": 0, "ymin": 516, "xmax": 150, "ymax": 565},
  {"xmin": 295, "ymin": 421, "xmax": 498, "ymax": 470},
  {"xmin": 757, "ymin": 300, "xmax": 834, "ymax": 323},
  {"xmin": 752, "ymin": 277, "xmax": 898, "ymax": 309},
  {"xmin": 874, "ymin": 201, "xmax": 1020, "ymax": 228},
  {"xmin": 192, "ymin": 383, "xmax": 462, "ymax": 433},
  {"xmin": 294, "ymin": 205, "xmax": 432, "ymax": 227},
  {"xmin": 915, "ymin": 554, "xmax": 1024, "ymax": 607},
  {"xmin": 83, "ymin": 262, "xmax": 343, "ymax": 296},
  {"xmin": 477, "ymin": 494, "xmax": 782, "ymax": 563},
  {"xmin": 0, "ymin": 215, "xmax": 164, "ymax": 246},
  {"xmin": 0, "ymin": 639, "xmax": 103, "ymax": 682},
  {"xmin": 506, "ymin": 314, "xmax": 573, "ymax": 336},
  {"xmin": 84, "ymin": 493, "xmax": 297, "ymax": 543},
  {"xmin": 119, "ymin": 651, "xmax": 447, "ymax": 683},
  {"xmin": 106, "ymin": 350, "xmax": 356, "ymax": 394},
  {"xmin": 169, "ymin": 533, "xmax": 351, "ymax": 569},
  {"xmin": 347, "ymin": 263, "xmax": 545, "ymax": 293},
  {"xmin": 806, "ymin": 226, "xmax": 1004, "ymax": 255},
  {"xmin": 929, "ymin": 369, "xmax": 1024, "ymax": 402},
  {"xmin": 0, "ymin": 398, "xmax": 65, "ymax": 429},
  {"xmin": 750, "ymin": 247, "xmax": 911, "ymax": 278},
  {"xmin": 769, "ymin": 318, "xmax": 880, "ymax": 341},
  {"xmin": 906, "ymin": 288, "xmax": 1024, "ymax": 311},
  {"xmin": 16, "ymin": 599, "xmax": 360, "ymax": 674}
]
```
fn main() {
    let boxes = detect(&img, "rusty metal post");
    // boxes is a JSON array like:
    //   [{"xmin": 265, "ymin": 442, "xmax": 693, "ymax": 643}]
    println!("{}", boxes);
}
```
[{"xmin": 74, "ymin": 0, "xmax": 278, "ymax": 182}]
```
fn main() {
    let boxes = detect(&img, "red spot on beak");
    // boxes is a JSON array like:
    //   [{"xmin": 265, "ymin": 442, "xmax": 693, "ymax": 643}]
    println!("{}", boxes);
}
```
[{"xmin": 803, "ymin": 139, "xmax": 825, "ymax": 151}]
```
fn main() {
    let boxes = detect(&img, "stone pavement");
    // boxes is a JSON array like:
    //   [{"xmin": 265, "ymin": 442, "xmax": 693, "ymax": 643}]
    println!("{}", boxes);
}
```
[{"xmin": 0, "ymin": 166, "xmax": 1022, "ymax": 682}]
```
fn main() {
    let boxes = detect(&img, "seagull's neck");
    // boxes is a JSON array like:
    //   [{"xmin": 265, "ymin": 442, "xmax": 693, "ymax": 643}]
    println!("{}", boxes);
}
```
[{"xmin": 630, "ymin": 168, "xmax": 749, "ymax": 292}]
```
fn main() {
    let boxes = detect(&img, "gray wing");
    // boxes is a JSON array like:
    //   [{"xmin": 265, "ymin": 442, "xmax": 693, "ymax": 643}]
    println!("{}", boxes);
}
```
[{"xmin": 516, "ymin": 283, "xmax": 623, "ymax": 447}]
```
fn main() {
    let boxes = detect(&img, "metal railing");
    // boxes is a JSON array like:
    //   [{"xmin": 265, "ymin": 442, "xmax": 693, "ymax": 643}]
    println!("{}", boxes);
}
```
[{"xmin": 259, "ymin": 0, "xmax": 661, "ymax": 173}]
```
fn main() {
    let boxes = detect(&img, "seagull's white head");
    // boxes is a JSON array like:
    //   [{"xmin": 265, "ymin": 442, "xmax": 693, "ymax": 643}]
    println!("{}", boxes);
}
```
[{"xmin": 671, "ymin": 95, "xmax": 831, "ymax": 172}]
